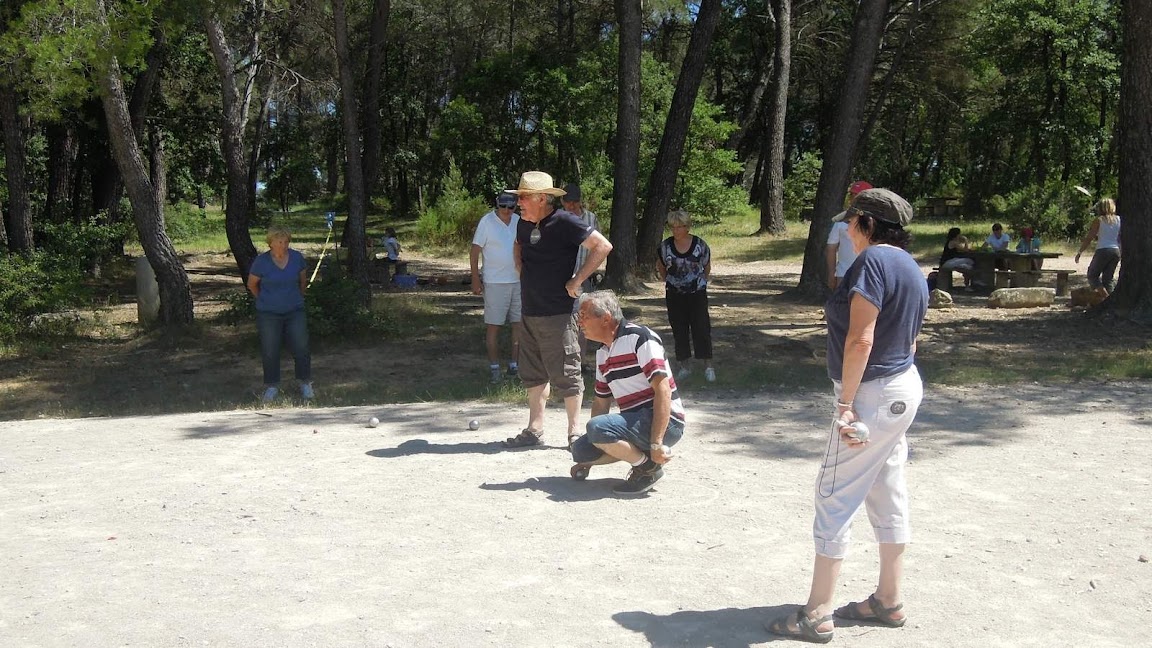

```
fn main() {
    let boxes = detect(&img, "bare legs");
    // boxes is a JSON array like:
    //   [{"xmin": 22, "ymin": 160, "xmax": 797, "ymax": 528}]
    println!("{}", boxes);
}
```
[
  {"xmin": 779, "ymin": 543, "xmax": 905, "ymax": 635},
  {"xmin": 485, "ymin": 323, "xmax": 521, "ymax": 366},
  {"xmin": 525, "ymin": 383, "xmax": 581, "ymax": 440}
]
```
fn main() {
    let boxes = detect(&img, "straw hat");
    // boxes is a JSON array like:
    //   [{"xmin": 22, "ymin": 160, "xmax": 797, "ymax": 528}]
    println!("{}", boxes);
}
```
[{"xmin": 507, "ymin": 171, "xmax": 567, "ymax": 196}]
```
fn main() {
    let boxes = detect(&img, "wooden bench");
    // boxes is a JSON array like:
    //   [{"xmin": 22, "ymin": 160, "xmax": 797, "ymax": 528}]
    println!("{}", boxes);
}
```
[{"xmin": 993, "ymin": 269, "xmax": 1074, "ymax": 296}]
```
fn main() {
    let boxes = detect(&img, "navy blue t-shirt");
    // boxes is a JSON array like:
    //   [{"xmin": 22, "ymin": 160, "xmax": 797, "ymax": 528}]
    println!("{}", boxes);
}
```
[
  {"xmin": 250, "ymin": 249, "xmax": 307, "ymax": 314},
  {"xmin": 517, "ymin": 209, "xmax": 592, "ymax": 316},
  {"xmin": 826, "ymin": 245, "xmax": 928, "ymax": 382}
]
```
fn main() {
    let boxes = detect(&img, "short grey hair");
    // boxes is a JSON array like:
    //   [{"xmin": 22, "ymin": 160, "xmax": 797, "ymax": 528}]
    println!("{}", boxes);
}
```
[
  {"xmin": 577, "ymin": 290, "xmax": 624, "ymax": 322},
  {"xmin": 667, "ymin": 211, "xmax": 692, "ymax": 228}
]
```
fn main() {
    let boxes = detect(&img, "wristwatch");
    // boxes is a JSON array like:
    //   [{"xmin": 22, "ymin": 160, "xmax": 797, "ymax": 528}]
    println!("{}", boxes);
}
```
[{"xmin": 650, "ymin": 443, "xmax": 663, "ymax": 451}]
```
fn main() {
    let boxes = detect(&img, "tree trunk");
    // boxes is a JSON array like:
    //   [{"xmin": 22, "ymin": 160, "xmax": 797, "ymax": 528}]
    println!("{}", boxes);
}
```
[
  {"xmin": 796, "ymin": 0, "xmax": 889, "ymax": 299},
  {"xmin": 205, "ymin": 13, "xmax": 259, "ymax": 280},
  {"xmin": 46, "ymin": 123, "xmax": 79, "ymax": 223},
  {"xmin": 332, "ymin": 0, "xmax": 371, "ymax": 294},
  {"xmin": 1104, "ymin": 0, "xmax": 1152, "ymax": 320},
  {"xmin": 97, "ymin": 2, "xmax": 193, "ymax": 325},
  {"xmin": 756, "ymin": 0, "xmax": 791, "ymax": 236},
  {"xmin": 0, "ymin": 76, "xmax": 33, "ymax": 252},
  {"xmin": 361, "ymin": 0, "xmax": 391, "ymax": 199},
  {"xmin": 149, "ymin": 127, "xmax": 168, "ymax": 206},
  {"xmin": 603, "ymin": 0, "xmax": 644, "ymax": 293},
  {"xmin": 636, "ymin": 0, "xmax": 723, "ymax": 268}
]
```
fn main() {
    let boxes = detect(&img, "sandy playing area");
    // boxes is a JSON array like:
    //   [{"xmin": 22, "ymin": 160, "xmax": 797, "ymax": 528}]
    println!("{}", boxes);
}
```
[{"xmin": 2, "ymin": 382, "xmax": 1149, "ymax": 647}]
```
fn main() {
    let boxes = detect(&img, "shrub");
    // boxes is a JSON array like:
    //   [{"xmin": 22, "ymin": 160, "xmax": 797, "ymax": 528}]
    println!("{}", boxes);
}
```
[
  {"xmin": 0, "ymin": 251, "xmax": 84, "ymax": 341},
  {"xmin": 995, "ymin": 182, "xmax": 1095, "ymax": 238},
  {"xmin": 416, "ymin": 161, "xmax": 490, "ymax": 247},
  {"xmin": 783, "ymin": 152, "xmax": 823, "ymax": 220}
]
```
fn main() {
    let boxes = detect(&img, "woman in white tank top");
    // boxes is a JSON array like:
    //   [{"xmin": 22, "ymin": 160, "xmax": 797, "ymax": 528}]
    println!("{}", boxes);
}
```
[{"xmin": 1075, "ymin": 198, "xmax": 1122, "ymax": 293}]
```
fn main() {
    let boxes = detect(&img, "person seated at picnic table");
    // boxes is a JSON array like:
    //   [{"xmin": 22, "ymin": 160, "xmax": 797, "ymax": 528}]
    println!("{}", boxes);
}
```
[
  {"xmin": 939, "ymin": 227, "xmax": 976, "ymax": 290},
  {"xmin": 1015, "ymin": 227, "xmax": 1039, "ymax": 253},
  {"xmin": 984, "ymin": 223, "xmax": 1012, "ymax": 251}
]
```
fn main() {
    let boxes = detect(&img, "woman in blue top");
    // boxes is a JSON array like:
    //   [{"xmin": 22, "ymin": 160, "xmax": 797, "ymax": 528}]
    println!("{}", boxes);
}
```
[
  {"xmin": 246, "ymin": 225, "xmax": 313, "ymax": 402},
  {"xmin": 768, "ymin": 189, "xmax": 927, "ymax": 644}
]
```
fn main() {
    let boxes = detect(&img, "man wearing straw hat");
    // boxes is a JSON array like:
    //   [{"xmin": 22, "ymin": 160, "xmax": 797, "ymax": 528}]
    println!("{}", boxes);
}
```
[{"xmin": 499, "ymin": 171, "xmax": 613, "ymax": 449}]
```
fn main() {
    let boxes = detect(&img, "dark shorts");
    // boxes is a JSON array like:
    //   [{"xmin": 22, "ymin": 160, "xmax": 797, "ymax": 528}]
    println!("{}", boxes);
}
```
[{"xmin": 519, "ymin": 313, "xmax": 583, "ymax": 398}]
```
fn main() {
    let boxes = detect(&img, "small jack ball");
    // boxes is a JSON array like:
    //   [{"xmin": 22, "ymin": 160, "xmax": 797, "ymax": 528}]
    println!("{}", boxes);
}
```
[
  {"xmin": 368, "ymin": 417, "xmax": 379, "ymax": 428},
  {"xmin": 468, "ymin": 420, "xmax": 480, "ymax": 431}
]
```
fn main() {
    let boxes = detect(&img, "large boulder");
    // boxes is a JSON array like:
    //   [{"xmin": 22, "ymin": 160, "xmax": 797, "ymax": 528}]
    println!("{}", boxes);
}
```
[
  {"xmin": 988, "ymin": 287, "xmax": 1055, "ymax": 308},
  {"xmin": 928, "ymin": 289, "xmax": 954, "ymax": 309}
]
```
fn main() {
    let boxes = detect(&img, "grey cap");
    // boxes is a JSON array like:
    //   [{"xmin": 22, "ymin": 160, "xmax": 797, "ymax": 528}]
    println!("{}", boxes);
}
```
[
  {"xmin": 833, "ymin": 188, "xmax": 913, "ymax": 226},
  {"xmin": 563, "ymin": 183, "xmax": 582, "ymax": 202}
]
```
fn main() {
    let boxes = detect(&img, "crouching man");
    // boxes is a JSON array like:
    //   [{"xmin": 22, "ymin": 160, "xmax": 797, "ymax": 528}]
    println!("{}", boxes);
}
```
[{"xmin": 570, "ymin": 290, "xmax": 686, "ymax": 496}]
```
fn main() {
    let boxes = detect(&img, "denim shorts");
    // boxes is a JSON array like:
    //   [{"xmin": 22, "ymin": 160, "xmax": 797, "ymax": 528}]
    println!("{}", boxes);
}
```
[{"xmin": 571, "ymin": 408, "xmax": 685, "ymax": 463}]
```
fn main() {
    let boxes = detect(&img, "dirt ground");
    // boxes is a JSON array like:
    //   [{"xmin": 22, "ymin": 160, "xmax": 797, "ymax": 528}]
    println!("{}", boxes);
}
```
[
  {"xmin": 2, "ymin": 382, "xmax": 1150, "ymax": 647},
  {"xmin": 2, "ymin": 249, "xmax": 1150, "ymax": 646}
]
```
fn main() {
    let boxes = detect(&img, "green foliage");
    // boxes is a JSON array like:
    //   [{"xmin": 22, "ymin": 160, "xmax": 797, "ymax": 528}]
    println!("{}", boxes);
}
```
[
  {"xmin": 672, "ymin": 99, "xmax": 746, "ymax": 222},
  {"xmin": 2, "ymin": 0, "xmax": 156, "ymax": 119},
  {"xmin": 415, "ymin": 161, "xmax": 489, "ymax": 247},
  {"xmin": 992, "ymin": 182, "xmax": 1096, "ymax": 238},
  {"xmin": 39, "ymin": 216, "xmax": 132, "ymax": 269},
  {"xmin": 0, "ymin": 252, "xmax": 85, "ymax": 341},
  {"xmin": 164, "ymin": 202, "xmax": 223, "ymax": 243},
  {"xmin": 783, "ymin": 152, "xmax": 823, "ymax": 220}
]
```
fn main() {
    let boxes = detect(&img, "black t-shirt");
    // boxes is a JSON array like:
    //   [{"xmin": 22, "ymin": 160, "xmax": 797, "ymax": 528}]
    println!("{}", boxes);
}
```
[
  {"xmin": 940, "ymin": 240, "xmax": 963, "ymax": 266},
  {"xmin": 517, "ymin": 209, "xmax": 592, "ymax": 316}
]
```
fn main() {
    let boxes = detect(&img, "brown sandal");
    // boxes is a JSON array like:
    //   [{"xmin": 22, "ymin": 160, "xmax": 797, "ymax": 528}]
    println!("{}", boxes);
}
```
[
  {"xmin": 502, "ymin": 429, "xmax": 542, "ymax": 448},
  {"xmin": 567, "ymin": 434, "xmax": 580, "ymax": 450},
  {"xmin": 765, "ymin": 608, "xmax": 834, "ymax": 644},
  {"xmin": 833, "ymin": 594, "xmax": 906, "ymax": 628}
]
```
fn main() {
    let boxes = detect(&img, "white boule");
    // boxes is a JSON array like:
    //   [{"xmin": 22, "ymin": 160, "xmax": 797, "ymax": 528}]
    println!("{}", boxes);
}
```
[
  {"xmin": 368, "ymin": 417, "xmax": 379, "ymax": 428},
  {"xmin": 468, "ymin": 419, "xmax": 480, "ymax": 431}
]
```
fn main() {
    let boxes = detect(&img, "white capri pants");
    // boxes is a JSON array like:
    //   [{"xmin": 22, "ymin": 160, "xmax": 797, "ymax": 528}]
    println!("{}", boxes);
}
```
[{"xmin": 813, "ymin": 365, "xmax": 922, "ymax": 559}]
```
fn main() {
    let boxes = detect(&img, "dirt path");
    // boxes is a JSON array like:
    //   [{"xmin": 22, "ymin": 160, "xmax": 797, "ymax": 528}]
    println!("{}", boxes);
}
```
[{"xmin": 2, "ymin": 383, "xmax": 1149, "ymax": 647}]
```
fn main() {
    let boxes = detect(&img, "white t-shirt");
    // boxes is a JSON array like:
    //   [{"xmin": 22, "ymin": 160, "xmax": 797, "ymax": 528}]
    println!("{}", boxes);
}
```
[
  {"xmin": 826, "ymin": 220, "xmax": 857, "ymax": 278},
  {"xmin": 985, "ymin": 232, "xmax": 1011, "ymax": 251},
  {"xmin": 471, "ymin": 211, "xmax": 520, "ymax": 284},
  {"xmin": 572, "ymin": 209, "xmax": 599, "ymax": 273}
]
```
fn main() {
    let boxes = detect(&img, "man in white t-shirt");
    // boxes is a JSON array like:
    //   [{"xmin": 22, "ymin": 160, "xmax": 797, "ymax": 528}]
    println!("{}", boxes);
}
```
[
  {"xmin": 471, "ymin": 192, "xmax": 522, "ymax": 383},
  {"xmin": 985, "ymin": 223, "xmax": 1012, "ymax": 251},
  {"xmin": 825, "ymin": 180, "xmax": 873, "ymax": 290}
]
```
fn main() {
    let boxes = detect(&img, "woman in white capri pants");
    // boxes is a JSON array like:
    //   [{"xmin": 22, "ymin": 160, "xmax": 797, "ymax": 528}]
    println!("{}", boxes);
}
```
[{"xmin": 768, "ymin": 188, "xmax": 928, "ymax": 644}]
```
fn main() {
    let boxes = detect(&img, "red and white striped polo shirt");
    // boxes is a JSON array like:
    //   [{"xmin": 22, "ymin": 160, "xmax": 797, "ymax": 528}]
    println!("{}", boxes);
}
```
[{"xmin": 594, "ymin": 321, "xmax": 686, "ymax": 422}]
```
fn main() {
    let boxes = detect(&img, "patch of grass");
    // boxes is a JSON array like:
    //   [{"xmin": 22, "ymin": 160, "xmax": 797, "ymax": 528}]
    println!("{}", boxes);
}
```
[{"xmin": 921, "ymin": 347, "xmax": 1152, "ymax": 385}]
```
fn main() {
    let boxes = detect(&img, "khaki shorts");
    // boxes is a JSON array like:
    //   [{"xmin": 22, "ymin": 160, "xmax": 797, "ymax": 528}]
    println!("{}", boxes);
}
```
[
  {"xmin": 483, "ymin": 282, "xmax": 522, "ymax": 326},
  {"xmin": 518, "ymin": 313, "xmax": 583, "ymax": 398}
]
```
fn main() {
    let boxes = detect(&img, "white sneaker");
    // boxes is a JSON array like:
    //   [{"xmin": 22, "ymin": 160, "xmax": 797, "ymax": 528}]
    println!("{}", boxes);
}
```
[
  {"xmin": 489, "ymin": 366, "xmax": 502, "ymax": 384},
  {"xmin": 704, "ymin": 367, "xmax": 716, "ymax": 382},
  {"xmin": 300, "ymin": 382, "xmax": 315, "ymax": 400},
  {"xmin": 261, "ymin": 386, "xmax": 279, "ymax": 402},
  {"xmin": 675, "ymin": 366, "xmax": 692, "ymax": 381}
]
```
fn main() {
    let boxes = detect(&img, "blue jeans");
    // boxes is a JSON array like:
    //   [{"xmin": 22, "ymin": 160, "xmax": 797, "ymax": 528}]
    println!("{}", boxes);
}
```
[
  {"xmin": 256, "ymin": 309, "xmax": 311, "ymax": 385},
  {"xmin": 571, "ymin": 408, "xmax": 685, "ymax": 463}
]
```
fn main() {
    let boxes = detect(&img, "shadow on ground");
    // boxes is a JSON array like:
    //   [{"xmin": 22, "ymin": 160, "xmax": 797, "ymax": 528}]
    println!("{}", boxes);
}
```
[{"xmin": 613, "ymin": 605, "xmax": 789, "ymax": 647}]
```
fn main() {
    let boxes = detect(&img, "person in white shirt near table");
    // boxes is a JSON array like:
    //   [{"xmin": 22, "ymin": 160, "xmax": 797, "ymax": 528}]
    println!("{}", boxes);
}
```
[{"xmin": 984, "ymin": 223, "xmax": 1012, "ymax": 251}]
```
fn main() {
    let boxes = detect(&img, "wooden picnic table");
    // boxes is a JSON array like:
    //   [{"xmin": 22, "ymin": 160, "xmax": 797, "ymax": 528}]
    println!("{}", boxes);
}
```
[{"xmin": 960, "ymin": 250, "xmax": 1062, "ymax": 287}]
